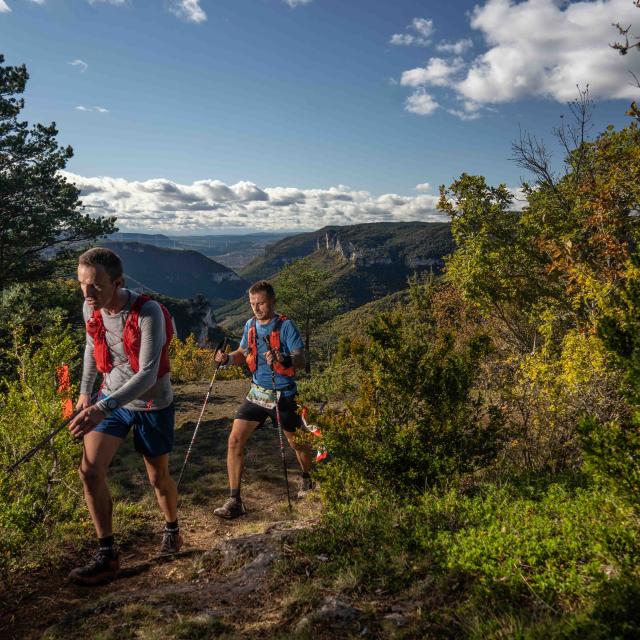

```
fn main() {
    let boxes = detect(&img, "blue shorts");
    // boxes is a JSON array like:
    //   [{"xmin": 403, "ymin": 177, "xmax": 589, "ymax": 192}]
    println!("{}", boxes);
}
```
[{"xmin": 94, "ymin": 400, "xmax": 175, "ymax": 458}]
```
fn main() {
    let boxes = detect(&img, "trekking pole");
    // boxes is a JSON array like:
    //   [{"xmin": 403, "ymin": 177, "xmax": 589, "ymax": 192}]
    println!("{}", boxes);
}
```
[
  {"xmin": 263, "ymin": 336, "xmax": 293, "ymax": 512},
  {"xmin": 176, "ymin": 338, "xmax": 228, "ymax": 489},
  {"xmin": 5, "ymin": 391, "xmax": 99, "ymax": 476},
  {"xmin": 5, "ymin": 416, "xmax": 75, "ymax": 475}
]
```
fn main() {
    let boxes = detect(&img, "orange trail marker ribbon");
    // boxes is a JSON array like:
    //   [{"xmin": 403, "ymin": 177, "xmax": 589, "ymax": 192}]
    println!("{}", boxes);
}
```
[{"xmin": 56, "ymin": 364, "xmax": 73, "ymax": 419}]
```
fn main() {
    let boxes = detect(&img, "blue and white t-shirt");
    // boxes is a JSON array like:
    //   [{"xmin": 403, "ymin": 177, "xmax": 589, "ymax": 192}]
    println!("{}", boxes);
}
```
[{"xmin": 240, "ymin": 315, "xmax": 304, "ymax": 396}]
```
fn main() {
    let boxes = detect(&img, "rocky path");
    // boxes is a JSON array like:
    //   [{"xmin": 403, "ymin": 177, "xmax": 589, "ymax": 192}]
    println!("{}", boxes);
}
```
[{"xmin": 0, "ymin": 379, "xmax": 322, "ymax": 639}]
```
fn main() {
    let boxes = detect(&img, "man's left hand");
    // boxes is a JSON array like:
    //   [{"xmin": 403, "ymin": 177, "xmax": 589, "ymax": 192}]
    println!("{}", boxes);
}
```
[
  {"xmin": 264, "ymin": 349, "xmax": 284, "ymax": 366},
  {"xmin": 67, "ymin": 405, "xmax": 107, "ymax": 438}
]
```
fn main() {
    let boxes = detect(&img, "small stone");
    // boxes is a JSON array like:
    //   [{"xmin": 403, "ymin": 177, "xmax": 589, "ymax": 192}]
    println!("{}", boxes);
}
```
[
  {"xmin": 383, "ymin": 613, "xmax": 409, "ymax": 627},
  {"xmin": 311, "ymin": 596, "xmax": 360, "ymax": 630}
]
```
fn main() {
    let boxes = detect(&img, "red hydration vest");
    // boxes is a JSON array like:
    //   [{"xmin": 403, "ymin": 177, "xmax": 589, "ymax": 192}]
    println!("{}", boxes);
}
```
[
  {"xmin": 245, "ymin": 315, "xmax": 295, "ymax": 377},
  {"xmin": 86, "ymin": 294, "xmax": 173, "ymax": 379}
]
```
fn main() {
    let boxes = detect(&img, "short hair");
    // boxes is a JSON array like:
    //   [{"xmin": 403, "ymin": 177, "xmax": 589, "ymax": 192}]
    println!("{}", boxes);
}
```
[
  {"xmin": 248, "ymin": 280, "xmax": 275, "ymax": 299},
  {"xmin": 78, "ymin": 247, "xmax": 123, "ymax": 282}
]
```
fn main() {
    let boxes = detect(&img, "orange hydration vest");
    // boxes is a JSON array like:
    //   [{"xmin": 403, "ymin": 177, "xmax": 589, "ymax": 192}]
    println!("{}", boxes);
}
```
[
  {"xmin": 245, "ymin": 315, "xmax": 295, "ymax": 377},
  {"xmin": 86, "ymin": 294, "xmax": 173, "ymax": 379}
]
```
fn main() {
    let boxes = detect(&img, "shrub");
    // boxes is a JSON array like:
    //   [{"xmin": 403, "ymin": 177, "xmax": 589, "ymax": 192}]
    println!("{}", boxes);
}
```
[
  {"xmin": 317, "ymin": 281, "xmax": 502, "ymax": 496},
  {"xmin": 0, "ymin": 322, "xmax": 84, "ymax": 578},
  {"xmin": 169, "ymin": 335, "xmax": 245, "ymax": 382}
]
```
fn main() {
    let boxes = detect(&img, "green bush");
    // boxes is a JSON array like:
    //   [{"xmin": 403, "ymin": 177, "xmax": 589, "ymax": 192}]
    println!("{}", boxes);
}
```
[
  {"xmin": 0, "ymin": 322, "xmax": 84, "ymax": 577},
  {"xmin": 169, "ymin": 334, "xmax": 245, "ymax": 382},
  {"xmin": 317, "ymin": 281, "xmax": 502, "ymax": 495}
]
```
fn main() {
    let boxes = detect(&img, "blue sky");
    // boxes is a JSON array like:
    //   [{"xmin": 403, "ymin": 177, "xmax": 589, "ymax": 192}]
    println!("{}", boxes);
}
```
[{"xmin": 1, "ymin": 0, "xmax": 639, "ymax": 233}]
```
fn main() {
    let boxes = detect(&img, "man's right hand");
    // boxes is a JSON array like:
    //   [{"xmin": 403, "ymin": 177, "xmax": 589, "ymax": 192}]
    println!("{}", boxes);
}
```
[
  {"xmin": 214, "ymin": 350, "xmax": 230, "ymax": 366},
  {"xmin": 76, "ymin": 393, "xmax": 92, "ymax": 411}
]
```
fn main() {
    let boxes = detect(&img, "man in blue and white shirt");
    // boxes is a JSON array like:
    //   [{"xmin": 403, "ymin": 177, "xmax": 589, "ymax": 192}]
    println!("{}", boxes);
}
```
[{"xmin": 213, "ymin": 280, "xmax": 313, "ymax": 519}]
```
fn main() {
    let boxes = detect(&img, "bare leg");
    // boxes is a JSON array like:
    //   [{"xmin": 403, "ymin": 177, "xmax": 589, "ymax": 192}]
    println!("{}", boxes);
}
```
[
  {"xmin": 284, "ymin": 430, "xmax": 314, "ymax": 474},
  {"xmin": 227, "ymin": 418, "xmax": 260, "ymax": 490},
  {"xmin": 143, "ymin": 453, "xmax": 178, "ymax": 522},
  {"xmin": 79, "ymin": 431, "xmax": 123, "ymax": 538}
]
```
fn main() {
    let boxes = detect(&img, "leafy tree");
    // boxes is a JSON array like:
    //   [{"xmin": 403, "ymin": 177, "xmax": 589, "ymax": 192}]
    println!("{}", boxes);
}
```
[
  {"xmin": 274, "ymin": 257, "xmax": 341, "ymax": 373},
  {"xmin": 439, "ymin": 101, "xmax": 640, "ymax": 474},
  {"xmin": 440, "ymin": 99, "xmax": 640, "ymax": 347},
  {"xmin": 0, "ymin": 54, "xmax": 116, "ymax": 290}
]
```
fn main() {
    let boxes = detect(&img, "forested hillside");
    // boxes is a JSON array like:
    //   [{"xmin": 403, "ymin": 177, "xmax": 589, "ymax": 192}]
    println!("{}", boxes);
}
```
[
  {"xmin": 240, "ymin": 221, "xmax": 454, "ymax": 280},
  {"xmin": 99, "ymin": 241, "xmax": 249, "ymax": 307}
]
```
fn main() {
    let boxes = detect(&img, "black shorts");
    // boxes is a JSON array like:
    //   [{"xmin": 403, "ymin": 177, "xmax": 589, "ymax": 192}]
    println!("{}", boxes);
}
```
[{"xmin": 236, "ymin": 394, "xmax": 302, "ymax": 433}]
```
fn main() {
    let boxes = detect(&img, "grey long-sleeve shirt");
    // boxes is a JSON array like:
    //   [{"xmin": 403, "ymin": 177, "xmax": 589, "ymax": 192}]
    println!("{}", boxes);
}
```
[{"xmin": 80, "ymin": 290, "xmax": 173, "ymax": 414}]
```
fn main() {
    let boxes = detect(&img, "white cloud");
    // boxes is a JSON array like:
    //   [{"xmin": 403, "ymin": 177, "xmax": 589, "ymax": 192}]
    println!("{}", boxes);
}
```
[
  {"xmin": 62, "ymin": 173, "xmax": 448, "ymax": 232},
  {"xmin": 401, "ymin": 57, "xmax": 465, "ymax": 87},
  {"xmin": 69, "ymin": 59, "xmax": 88, "ymax": 73},
  {"xmin": 405, "ymin": 90, "xmax": 439, "ymax": 116},
  {"xmin": 390, "ymin": 17, "xmax": 434, "ymax": 47},
  {"xmin": 88, "ymin": 0, "xmax": 127, "ymax": 4},
  {"xmin": 75, "ymin": 105, "xmax": 109, "ymax": 113},
  {"xmin": 446, "ymin": 108, "xmax": 481, "ymax": 121},
  {"xmin": 436, "ymin": 38, "xmax": 473, "ymax": 55},
  {"xmin": 0, "ymin": 1, "xmax": 11, "ymax": 12},
  {"xmin": 284, "ymin": 0, "xmax": 313, "ymax": 7},
  {"xmin": 459, "ymin": 0, "xmax": 640, "ymax": 103},
  {"xmin": 396, "ymin": 1, "xmax": 640, "ymax": 119},
  {"xmin": 415, "ymin": 183, "xmax": 431, "ymax": 192},
  {"xmin": 169, "ymin": 0, "xmax": 206, "ymax": 23}
]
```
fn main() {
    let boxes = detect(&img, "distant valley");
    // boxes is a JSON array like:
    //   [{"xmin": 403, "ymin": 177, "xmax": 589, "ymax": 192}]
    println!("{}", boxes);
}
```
[
  {"xmin": 101, "ymin": 222, "xmax": 455, "ymax": 340},
  {"xmin": 107, "ymin": 232, "xmax": 290, "ymax": 270}
]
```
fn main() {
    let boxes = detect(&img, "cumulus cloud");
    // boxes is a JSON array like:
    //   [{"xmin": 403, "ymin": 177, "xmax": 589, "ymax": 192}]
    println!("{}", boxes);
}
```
[
  {"xmin": 401, "ymin": 57, "xmax": 465, "ymax": 87},
  {"xmin": 415, "ymin": 182, "xmax": 431, "ymax": 192},
  {"xmin": 436, "ymin": 38, "xmax": 473, "ymax": 55},
  {"xmin": 69, "ymin": 59, "xmax": 88, "ymax": 73},
  {"xmin": 405, "ymin": 90, "xmax": 439, "ymax": 115},
  {"xmin": 62, "ymin": 173, "xmax": 447, "ymax": 232},
  {"xmin": 75, "ymin": 105, "xmax": 109, "ymax": 113},
  {"xmin": 284, "ymin": 0, "xmax": 313, "ymax": 7},
  {"xmin": 457, "ymin": 0, "xmax": 640, "ymax": 103},
  {"xmin": 397, "ymin": 0, "xmax": 640, "ymax": 119},
  {"xmin": 169, "ymin": 0, "xmax": 206, "ymax": 23},
  {"xmin": 88, "ymin": 0, "xmax": 127, "ymax": 4},
  {"xmin": 390, "ymin": 17, "xmax": 434, "ymax": 46},
  {"xmin": 0, "ymin": 1, "xmax": 11, "ymax": 12}
]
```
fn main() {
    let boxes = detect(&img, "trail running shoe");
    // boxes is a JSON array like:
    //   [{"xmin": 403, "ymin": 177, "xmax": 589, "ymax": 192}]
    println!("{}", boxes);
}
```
[
  {"xmin": 297, "ymin": 475, "xmax": 316, "ymax": 499},
  {"xmin": 213, "ymin": 497, "xmax": 246, "ymax": 520},
  {"xmin": 160, "ymin": 529, "xmax": 183, "ymax": 555},
  {"xmin": 68, "ymin": 548, "xmax": 120, "ymax": 586}
]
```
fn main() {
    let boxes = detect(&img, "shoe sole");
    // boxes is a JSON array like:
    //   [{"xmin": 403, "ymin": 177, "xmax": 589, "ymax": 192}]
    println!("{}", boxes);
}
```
[
  {"xmin": 68, "ymin": 569, "xmax": 119, "ymax": 586},
  {"xmin": 213, "ymin": 509, "xmax": 246, "ymax": 520},
  {"xmin": 159, "ymin": 536, "xmax": 184, "ymax": 556}
]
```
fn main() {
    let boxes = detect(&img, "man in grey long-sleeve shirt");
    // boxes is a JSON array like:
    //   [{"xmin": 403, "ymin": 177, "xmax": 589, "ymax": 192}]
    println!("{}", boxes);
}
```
[{"xmin": 67, "ymin": 247, "xmax": 181, "ymax": 585}]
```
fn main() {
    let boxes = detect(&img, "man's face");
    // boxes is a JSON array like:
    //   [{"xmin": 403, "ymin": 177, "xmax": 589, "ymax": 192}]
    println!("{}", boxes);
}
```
[
  {"xmin": 249, "ymin": 291, "xmax": 275, "ymax": 322},
  {"xmin": 78, "ymin": 263, "xmax": 121, "ymax": 310}
]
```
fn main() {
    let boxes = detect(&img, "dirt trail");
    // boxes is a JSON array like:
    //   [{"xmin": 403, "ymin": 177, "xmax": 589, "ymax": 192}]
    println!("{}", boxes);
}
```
[{"xmin": 0, "ymin": 379, "xmax": 321, "ymax": 639}]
